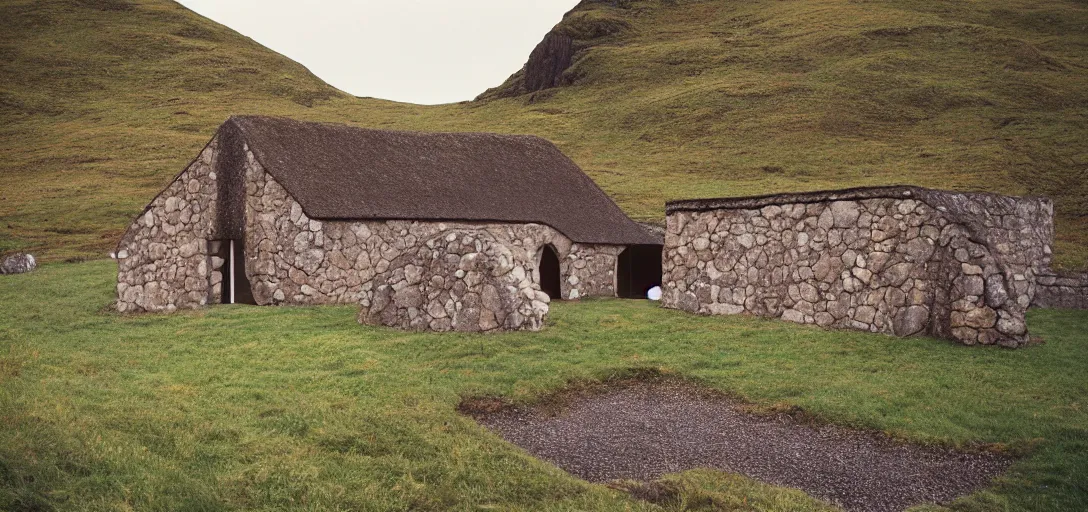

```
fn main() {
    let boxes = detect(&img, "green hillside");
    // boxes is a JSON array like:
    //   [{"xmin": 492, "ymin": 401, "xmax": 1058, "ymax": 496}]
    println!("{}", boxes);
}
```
[{"xmin": 2, "ymin": 0, "xmax": 1086, "ymax": 268}]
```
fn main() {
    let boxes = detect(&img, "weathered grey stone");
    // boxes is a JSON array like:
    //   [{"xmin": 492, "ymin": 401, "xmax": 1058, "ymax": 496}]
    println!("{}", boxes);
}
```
[
  {"xmin": 799, "ymin": 282, "xmax": 819, "ymax": 303},
  {"xmin": 781, "ymin": 309, "xmax": 805, "ymax": 323},
  {"xmin": 841, "ymin": 249, "xmax": 858, "ymax": 267},
  {"xmin": 904, "ymin": 237, "xmax": 935, "ymax": 262},
  {"xmin": 709, "ymin": 303, "xmax": 745, "ymax": 315},
  {"xmin": 855, "ymin": 305, "xmax": 877, "ymax": 324},
  {"xmin": 881, "ymin": 262, "xmax": 913, "ymax": 287},
  {"xmin": 1, "ymin": 253, "xmax": 37, "ymax": 275},
  {"xmin": 987, "ymin": 276, "xmax": 1009, "ymax": 308},
  {"xmin": 817, "ymin": 208, "xmax": 834, "ymax": 230},
  {"xmin": 996, "ymin": 311, "xmax": 1026, "ymax": 336},
  {"xmin": 963, "ymin": 307, "xmax": 997, "ymax": 329},
  {"xmin": 852, "ymin": 267, "xmax": 873, "ymax": 284},
  {"xmin": 961, "ymin": 275, "xmax": 985, "ymax": 297},
  {"xmin": 893, "ymin": 305, "xmax": 929, "ymax": 336},
  {"xmin": 962, "ymin": 263, "xmax": 983, "ymax": 275},
  {"xmin": 830, "ymin": 201, "xmax": 861, "ymax": 228}
]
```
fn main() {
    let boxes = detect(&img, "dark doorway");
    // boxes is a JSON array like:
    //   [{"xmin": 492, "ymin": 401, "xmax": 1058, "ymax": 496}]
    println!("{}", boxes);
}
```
[
  {"xmin": 617, "ymin": 245, "xmax": 663, "ymax": 299},
  {"xmin": 211, "ymin": 239, "xmax": 255, "ymax": 305},
  {"xmin": 539, "ymin": 244, "xmax": 562, "ymax": 300}
]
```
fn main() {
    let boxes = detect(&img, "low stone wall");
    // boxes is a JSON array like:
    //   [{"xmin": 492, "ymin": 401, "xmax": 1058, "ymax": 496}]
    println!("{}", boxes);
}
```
[
  {"xmin": 359, "ymin": 229, "xmax": 548, "ymax": 332},
  {"xmin": 115, "ymin": 141, "xmax": 220, "ymax": 313},
  {"xmin": 1034, "ymin": 272, "xmax": 1088, "ymax": 309},
  {"xmin": 663, "ymin": 187, "xmax": 1053, "ymax": 347}
]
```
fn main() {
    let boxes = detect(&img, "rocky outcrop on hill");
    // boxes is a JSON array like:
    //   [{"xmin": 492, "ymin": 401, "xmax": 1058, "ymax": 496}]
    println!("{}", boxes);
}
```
[
  {"xmin": 476, "ymin": 1, "xmax": 630, "ymax": 101},
  {"xmin": 524, "ymin": 33, "xmax": 575, "ymax": 93}
]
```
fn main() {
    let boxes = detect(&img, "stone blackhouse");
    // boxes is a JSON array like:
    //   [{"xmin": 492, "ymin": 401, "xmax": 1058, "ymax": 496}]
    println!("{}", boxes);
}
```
[
  {"xmin": 116, "ymin": 116, "xmax": 663, "ymax": 331},
  {"xmin": 662, "ymin": 187, "xmax": 1054, "ymax": 347}
]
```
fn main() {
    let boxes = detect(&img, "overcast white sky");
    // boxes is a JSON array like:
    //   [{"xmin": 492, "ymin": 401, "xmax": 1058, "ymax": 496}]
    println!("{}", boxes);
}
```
[{"xmin": 175, "ymin": 1, "xmax": 579, "ymax": 105}]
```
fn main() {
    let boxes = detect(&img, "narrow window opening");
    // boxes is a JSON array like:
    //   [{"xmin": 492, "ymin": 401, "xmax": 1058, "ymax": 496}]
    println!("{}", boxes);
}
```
[
  {"xmin": 209, "ymin": 239, "xmax": 254, "ymax": 305},
  {"xmin": 230, "ymin": 240, "xmax": 256, "ymax": 305}
]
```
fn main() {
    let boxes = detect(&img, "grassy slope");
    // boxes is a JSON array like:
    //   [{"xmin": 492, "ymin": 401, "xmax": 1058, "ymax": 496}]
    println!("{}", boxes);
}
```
[
  {"xmin": 1, "ymin": 0, "xmax": 1087, "ymax": 267},
  {"xmin": 2, "ymin": 262, "xmax": 1087, "ymax": 510}
]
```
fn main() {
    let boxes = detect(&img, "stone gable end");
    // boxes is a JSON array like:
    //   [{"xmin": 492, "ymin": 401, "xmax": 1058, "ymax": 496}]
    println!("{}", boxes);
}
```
[{"xmin": 115, "ymin": 140, "xmax": 220, "ymax": 313}]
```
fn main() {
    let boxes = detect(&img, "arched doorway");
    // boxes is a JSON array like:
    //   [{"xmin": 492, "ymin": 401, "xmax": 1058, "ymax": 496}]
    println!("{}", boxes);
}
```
[
  {"xmin": 539, "ymin": 244, "xmax": 562, "ymax": 300},
  {"xmin": 617, "ymin": 245, "xmax": 663, "ymax": 299}
]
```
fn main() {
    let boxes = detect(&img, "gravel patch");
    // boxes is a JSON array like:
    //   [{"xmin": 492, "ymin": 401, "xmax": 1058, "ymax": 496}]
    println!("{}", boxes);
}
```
[{"xmin": 466, "ymin": 382, "xmax": 1011, "ymax": 512}]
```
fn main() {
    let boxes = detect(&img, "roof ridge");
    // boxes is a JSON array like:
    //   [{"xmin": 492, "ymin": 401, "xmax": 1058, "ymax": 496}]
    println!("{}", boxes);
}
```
[{"xmin": 228, "ymin": 114, "xmax": 553, "ymax": 142}]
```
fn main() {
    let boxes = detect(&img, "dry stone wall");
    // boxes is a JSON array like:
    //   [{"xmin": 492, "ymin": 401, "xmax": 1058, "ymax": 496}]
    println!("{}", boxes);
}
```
[
  {"xmin": 663, "ymin": 187, "xmax": 1053, "ymax": 347},
  {"xmin": 359, "ymin": 229, "xmax": 547, "ymax": 331},
  {"xmin": 115, "ymin": 141, "xmax": 220, "ymax": 313},
  {"xmin": 1034, "ymin": 272, "xmax": 1088, "ymax": 309}
]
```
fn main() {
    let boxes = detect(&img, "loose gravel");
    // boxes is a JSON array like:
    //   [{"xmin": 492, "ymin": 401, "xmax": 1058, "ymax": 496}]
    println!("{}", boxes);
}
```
[{"xmin": 467, "ymin": 382, "xmax": 1011, "ymax": 512}]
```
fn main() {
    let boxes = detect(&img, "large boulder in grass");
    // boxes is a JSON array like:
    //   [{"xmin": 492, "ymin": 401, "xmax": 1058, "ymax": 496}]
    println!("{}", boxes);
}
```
[{"xmin": 0, "ymin": 253, "xmax": 37, "ymax": 275}]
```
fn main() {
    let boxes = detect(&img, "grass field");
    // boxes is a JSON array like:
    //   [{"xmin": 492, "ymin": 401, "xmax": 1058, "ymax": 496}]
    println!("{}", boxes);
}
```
[
  {"xmin": 1, "ymin": 0, "xmax": 1086, "ymax": 268},
  {"xmin": 1, "ymin": 261, "xmax": 1086, "ymax": 511}
]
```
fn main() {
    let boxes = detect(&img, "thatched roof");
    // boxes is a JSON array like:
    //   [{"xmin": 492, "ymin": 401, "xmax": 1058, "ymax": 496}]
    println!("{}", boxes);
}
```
[{"xmin": 224, "ymin": 116, "xmax": 660, "ymax": 245}]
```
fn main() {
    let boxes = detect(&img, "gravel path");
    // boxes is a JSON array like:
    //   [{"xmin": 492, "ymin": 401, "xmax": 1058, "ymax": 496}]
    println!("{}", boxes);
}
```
[{"xmin": 467, "ymin": 383, "xmax": 1011, "ymax": 512}]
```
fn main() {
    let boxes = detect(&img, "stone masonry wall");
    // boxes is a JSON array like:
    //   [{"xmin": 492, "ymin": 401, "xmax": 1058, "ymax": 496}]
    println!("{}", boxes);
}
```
[
  {"xmin": 116, "ymin": 141, "xmax": 220, "ymax": 312},
  {"xmin": 1034, "ymin": 272, "xmax": 1088, "ymax": 309},
  {"xmin": 359, "ymin": 228, "xmax": 547, "ymax": 331},
  {"xmin": 663, "ymin": 188, "xmax": 1053, "ymax": 347},
  {"xmin": 241, "ymin": 147, "xmax": 623, "ymax": 314}
]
